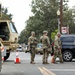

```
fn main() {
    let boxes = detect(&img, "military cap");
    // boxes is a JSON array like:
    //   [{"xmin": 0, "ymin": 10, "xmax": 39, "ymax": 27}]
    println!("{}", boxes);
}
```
[
  {"xmin": 31, "ymin": 31, "xmax": 35, "ymax": 34},
  {"xmin": 43, "ymin": 30, "xmax": 48, "ymax": 34}
]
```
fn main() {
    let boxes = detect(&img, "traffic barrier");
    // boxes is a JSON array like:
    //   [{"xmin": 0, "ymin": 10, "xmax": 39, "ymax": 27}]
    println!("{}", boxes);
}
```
[{"xmin": 15, "ymin": 50, "xmax": 21, "ymax": 64}]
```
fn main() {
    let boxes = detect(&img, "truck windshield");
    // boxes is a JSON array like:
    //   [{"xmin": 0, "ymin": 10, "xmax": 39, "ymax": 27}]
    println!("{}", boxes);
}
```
[
  {"xmin": 9, "ymin": 22, "xmax": 17, "ymax": 33},
  {"xmin": 61, "ymin": 37, "xmax": 74, "ymax": 42}
]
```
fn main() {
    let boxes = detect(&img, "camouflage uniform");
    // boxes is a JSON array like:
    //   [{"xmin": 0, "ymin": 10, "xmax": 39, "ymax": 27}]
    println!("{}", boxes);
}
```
[
  {"xmin": 53, "ymin": 33, "xmax": 63, "ymax": 63},
  {"xmin": 28, "ymin": 32, "xmax": 38, "ymax": 64},
  {"xmin": 40, "ymin": 31, "xmax": 50, "ymax": 64}
]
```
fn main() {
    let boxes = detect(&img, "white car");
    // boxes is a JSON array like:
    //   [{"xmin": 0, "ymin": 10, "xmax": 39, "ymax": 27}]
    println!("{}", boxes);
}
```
[{"xmin": 16, "ymin": 45, "xmax": 23, "ymax": 52}]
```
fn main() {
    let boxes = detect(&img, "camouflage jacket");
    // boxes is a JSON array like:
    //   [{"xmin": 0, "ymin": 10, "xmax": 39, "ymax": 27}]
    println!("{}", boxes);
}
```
[
  {"xmin": 54, "ymin": 35, "xmax": 61, "ymax": 48},
  {"xmin": 28, "ymin": 36, "xmax": 38, "ymax": 48},
  {"xmin": 40, "ymin": 35, "xmax": 50, "ymax": 49}
]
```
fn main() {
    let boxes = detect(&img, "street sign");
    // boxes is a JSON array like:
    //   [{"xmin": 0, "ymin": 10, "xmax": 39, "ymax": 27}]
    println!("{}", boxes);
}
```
[{"xmin": 61, "ymin": 27, "xmax": 67, "ymax": 34}]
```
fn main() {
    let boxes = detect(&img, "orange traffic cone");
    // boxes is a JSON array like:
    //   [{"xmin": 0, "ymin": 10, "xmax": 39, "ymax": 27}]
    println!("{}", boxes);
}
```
[
  {"xmin": 1, "ymin": 47, "xmax": 4, "ymax": 64},
  {"xmin": 15, "ymin": 50, "xmax": 21, "ymax": 64},
  {"xmin": 2, "ymin": 56, "xmax": 4, "ymax": 64},
  {"xmin": 51, "ymin": 56, "xmax": 55, "ymax": 63}
]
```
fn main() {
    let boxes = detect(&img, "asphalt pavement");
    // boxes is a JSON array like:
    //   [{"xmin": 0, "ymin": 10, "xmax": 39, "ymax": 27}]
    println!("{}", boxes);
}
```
[{"xmin": 0, "ymin": 52, "xmax": 75, "ymax": 75}]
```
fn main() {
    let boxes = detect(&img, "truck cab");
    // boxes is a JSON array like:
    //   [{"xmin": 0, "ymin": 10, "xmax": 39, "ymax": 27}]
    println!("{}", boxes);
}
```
[{"xmin": 0, "ymin": 20, "xmax": 19, "ymax": 60}]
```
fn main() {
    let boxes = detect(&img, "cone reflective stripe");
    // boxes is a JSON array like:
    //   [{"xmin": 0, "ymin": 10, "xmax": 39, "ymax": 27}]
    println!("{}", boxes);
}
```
[
  {"xmin": 16, "ymin": 52, "xmax": 19, "ymax": 57},
  {"xmin": 15, "ymin": 50, "xmax": 21, "ymax": 64}
]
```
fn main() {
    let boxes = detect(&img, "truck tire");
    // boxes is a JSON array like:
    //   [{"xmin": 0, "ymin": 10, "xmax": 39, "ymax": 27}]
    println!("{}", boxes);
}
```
[
  {"xmin": 4, "ymin": 52, "xmax": 10, "ymax": 61},
  {"xmin": 40, "ymin": 52, "xmax": 43, "ymax": 55},
  {"xmin": 63, "ymin": 50, "xmax": 73, "ymax": 62}
]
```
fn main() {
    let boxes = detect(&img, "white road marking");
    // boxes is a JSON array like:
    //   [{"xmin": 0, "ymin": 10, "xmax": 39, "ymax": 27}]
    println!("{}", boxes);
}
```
[{"xmin": 49, "ymin": 69, "xmax": 75, "ymax": 71}]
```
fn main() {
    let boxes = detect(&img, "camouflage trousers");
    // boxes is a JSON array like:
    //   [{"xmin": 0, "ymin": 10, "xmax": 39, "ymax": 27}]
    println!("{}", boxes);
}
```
[
  {"xmin": 43, "ymin": 49, "xmax": 49, "ymax": 63},
  {"xmin": 53, "ymin": 47, "xmax": 63, "ymax": 63},
  {"xmin": 30, "ymin": 47, "xmax": 36, "ymax": 62}
]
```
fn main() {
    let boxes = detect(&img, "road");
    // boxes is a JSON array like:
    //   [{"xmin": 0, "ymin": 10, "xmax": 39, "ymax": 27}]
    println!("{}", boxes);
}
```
[{"xmin": 0, "ymin": 52, "xmax": 75, "ymax": 75}]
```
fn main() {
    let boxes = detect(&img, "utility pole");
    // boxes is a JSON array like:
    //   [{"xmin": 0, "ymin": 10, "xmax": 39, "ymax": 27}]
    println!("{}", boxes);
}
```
[{"xmin": 60, "ymin": 0, "xmax": 63, "ymax": 33}]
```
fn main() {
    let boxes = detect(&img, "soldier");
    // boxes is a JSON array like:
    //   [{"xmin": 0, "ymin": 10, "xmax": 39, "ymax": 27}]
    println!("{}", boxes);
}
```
[
  {"xmin": 40, "ymin": 30, "xmax": 50, "ymax": 64},
  {"xmin": 52, "ymin": 32, "xmax": 63, "ymax": 63},
  {"xmin": 28, "ymin": 31, "xmax": 38, "ymax": 64}
]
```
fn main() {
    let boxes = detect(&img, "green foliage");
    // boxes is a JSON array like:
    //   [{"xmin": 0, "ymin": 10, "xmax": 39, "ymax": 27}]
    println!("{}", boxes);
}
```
[
  {"xmin": 19, "ymin": 0, "xmax": 75, "ymax": 44},
  {"xmin": 0, "ymin": 7, "xmax": 12, "ymax": 20},
  {"xmin": 51, "ymin": 29, "xmax": 58, "ymax": 40}
]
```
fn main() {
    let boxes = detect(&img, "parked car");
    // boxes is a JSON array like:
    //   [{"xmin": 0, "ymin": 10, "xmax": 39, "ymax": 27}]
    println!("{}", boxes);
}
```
[
  {"xmin": 52, "ymin": 34, "xmax": 75, "ymax": 62},
  {"xmin": 16, "ymin": 45, "xmax": 23, "ymax": 52},
  {"xmin": 61, "ymin": 34, "xmax": 75, "ymax": 62},
  {"xmin": 36, "ymin": 43, "xmax": 43, "ymax": 54}
]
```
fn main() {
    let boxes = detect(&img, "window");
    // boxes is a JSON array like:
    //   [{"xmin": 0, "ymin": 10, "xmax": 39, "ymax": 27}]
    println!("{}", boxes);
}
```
[
  {"xmin": 9, "ymin": 22, "xmax": 17, "ymax": 33},
  {"xmin": 61, "ymin": 37, "xmax": 74, "ymax": 42}
]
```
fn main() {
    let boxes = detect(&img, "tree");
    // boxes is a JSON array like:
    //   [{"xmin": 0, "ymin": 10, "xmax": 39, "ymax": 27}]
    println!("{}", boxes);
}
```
[
  {"xmin": 0, "ymin": 7, "xmax": 13, "ymax": 20},
  {"xmin": 19, "ymin": 0, "xmax": 75, "ymax": 44},
  {"xmin": 51, "ymin": 29, "xmax": 58, "ymax": 40},
  {"xmin": 26, "ymin": 0, "xmax": 59, "ymax": 38}
]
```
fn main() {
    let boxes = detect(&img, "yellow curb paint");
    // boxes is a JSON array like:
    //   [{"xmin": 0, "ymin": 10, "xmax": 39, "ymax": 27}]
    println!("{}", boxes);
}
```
[
  {"xmin": 38, "ymin": 67, "xmax": 49, "ymax": 75},
  {"xmin": 38, "ymin": 67, "xmax": 56, "ymax": 75}
]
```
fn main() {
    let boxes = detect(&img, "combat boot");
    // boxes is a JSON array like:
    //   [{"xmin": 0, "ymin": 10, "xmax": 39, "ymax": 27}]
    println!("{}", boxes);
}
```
[
  {"xmin": 46, "ymin": 62, "xmax": 49, "ymax": 64},
  {"xmin": 60, "ymin": 61, "xmax": 64, "ymax": 63},
  {"xmin": 43, "ymin": 60, "xmax": 47, "ymax": 64},
  {"xmin": 30, "ymin": 61, "xmax": 32, "ymax": 64},
  {"xmin": 60, "ymin": 59, "xmax": 64, "ymax": 63},
  {"xmin": 31, "ymin": 61, "xmax": 35, "ymax": 64},
  {"xmin": 42, "ymin": 62, "xmax": 46, "ymax": 64}
]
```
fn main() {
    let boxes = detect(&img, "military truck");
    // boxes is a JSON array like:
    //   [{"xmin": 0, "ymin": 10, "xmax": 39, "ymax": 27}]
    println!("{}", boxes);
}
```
[{"xmin": 0, "ymin": 20, "xmax": 19, "ymax": 61}]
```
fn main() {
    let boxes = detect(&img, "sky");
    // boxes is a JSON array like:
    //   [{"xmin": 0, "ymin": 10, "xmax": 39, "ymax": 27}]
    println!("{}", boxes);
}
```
[{"xmin": 0, "ymin": 0, "xmax": 75, "ymax": 34}]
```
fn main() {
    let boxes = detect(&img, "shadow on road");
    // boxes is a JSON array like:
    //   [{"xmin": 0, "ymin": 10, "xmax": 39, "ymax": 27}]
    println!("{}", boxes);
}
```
[
  {"xmin": 4, "ymin": 60, "xmax": 14, "ymax": 62},
  {"xmin": 0, "ymin": 72, "xmax": 25, "ymax": 75}
]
